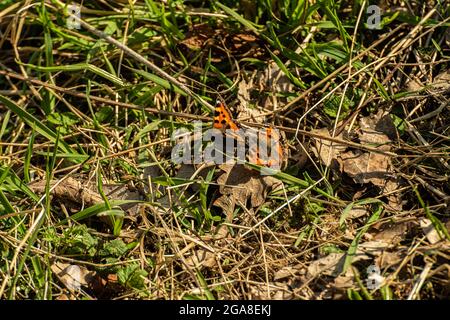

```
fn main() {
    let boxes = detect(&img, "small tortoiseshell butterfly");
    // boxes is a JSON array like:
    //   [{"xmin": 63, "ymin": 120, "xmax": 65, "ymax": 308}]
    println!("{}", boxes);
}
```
[{"xmin": 213, "ymin": 100, "xmax": 286, "ymax": 170}]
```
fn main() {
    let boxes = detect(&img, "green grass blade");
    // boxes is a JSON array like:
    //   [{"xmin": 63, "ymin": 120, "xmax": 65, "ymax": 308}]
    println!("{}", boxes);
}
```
[
  {"xmin": 343, "ymin": 203, "xmax": 383, "ymax": 273},
  {"xmin": 18, "ymin": 62, "xmax": 125, "ymax": 87},
  {"xmin": 0, "ymin": 94, "xmax": 78, "ymax": 157},
  {"xmin": 215, "ymin": 2, "xmax": 262, "ymax": 34}
]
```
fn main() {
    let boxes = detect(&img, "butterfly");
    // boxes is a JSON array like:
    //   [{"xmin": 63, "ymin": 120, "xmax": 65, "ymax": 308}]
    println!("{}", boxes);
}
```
[{"xmin": 212, "ymin": 100, "xmax": 286, "ymax": 170}]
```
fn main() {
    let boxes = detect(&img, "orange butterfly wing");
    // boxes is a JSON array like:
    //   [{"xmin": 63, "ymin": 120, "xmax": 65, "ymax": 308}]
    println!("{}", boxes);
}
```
[
  {"xmin": 248, "ymin": 127, "xmax": 284, "ymax": 167},
  {"xmin": 213, "ymin": 100, "xmax": 239, "ymax": 131}
]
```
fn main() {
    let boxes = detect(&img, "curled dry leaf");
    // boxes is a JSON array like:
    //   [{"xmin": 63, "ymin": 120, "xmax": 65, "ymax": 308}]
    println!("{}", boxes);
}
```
[
  {"xmin": 28, "ymin": 177, "xmax": 143, "ymax": 214},
  {"xmin": 29, "ymin": 177, "xmax": 102, "ymax": 206},
  {"xmin": 346, "ymin": 206, "xmax": 368, "ymax": 219},
  {"xmin": 307, "ymin": 253, "xmax": 344, "ymax": 278},
  {"xmin": 357, "ymin": 240, "xmax": 393, "ymax": 254},
  {"xmin": 213, "ymin": 164, "xmax": 282, "ymax": 216},
  {"xmin": 51, "ymin": 261, "xmax": 94, "ymax": 291},
  {"xmin": 333, "ymin": 275, "xmax": 356, "ymax": 289}
]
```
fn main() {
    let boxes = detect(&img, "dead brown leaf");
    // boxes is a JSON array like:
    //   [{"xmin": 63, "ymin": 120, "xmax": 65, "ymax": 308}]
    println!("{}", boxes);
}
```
[
  {"xmin": 28, "ymin": 177, "xmax": 143, "ymax": 214},
  {"xmin": 273, "ymin": 265, "xmax": 303, "ymax": 281},
  {"xmin": 383, "ymin": 179, "xmax": 404, "ymax": 211},
  {"xmin": 307, "ymin": 253, "xmax": 344, "ymax": 278},
  {"xmin": 375, "ymin": 251, "xmax": 404, "ymax": 269},
  {"xmin": 312, "ymin": 113, "xmax": 399, "ymax": 189},
  {"xmin": 311, "ymin": 128, "xmax": 346, "ymax": 169},
  {"xmin": 346, "ymin": 206, "xmax": 368, "ymax": 219},
  {"xmin": 340, "ymin": 140, "xmax": 390, "ymax": 186},
  {"xmin": 306, "ymin": 253, "xmax": 368, "ymax": 278},
  {"xmin": 340, "ymin": 114, "xmax": 393, "ymax": 186},
  {"xmin": 360, "ymin": 110, "xmax": 398, "ymax": 141},
  {"xmin": 51, "ymin": 261, "xmax": 94, "ymax": 291},
  {"xmin": 357, "ymin": 240, "xmax": 393, "ymax": 254},
  {"xmin": 213, "ymin": 164, "xmax": 282, "ymax": 215},
  {"xmin": 373, "ymin": 221, "xmax": 409, "ymax": 246},
  {"xmin": 29, "ymin": 177, "xmax": 102, "ymax": 206},
  {"xmin": 333, "ymin": 275, "xmax": 355, "ymax": 289}
]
